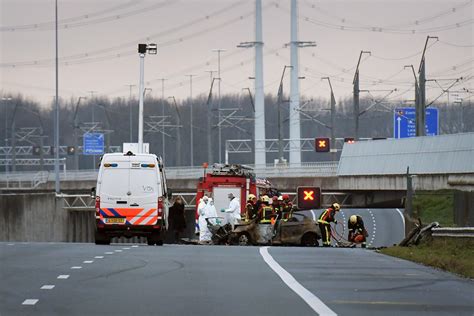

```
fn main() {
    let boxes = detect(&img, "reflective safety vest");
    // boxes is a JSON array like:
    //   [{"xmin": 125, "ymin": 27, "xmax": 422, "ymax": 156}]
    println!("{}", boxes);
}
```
[
  {"xmin": 318, "ymin": 208, "xmax": 336, "ymax": 225},
  {"xmin": 260, "ymin": 206, "xmax": 274, "ymax": 224}
]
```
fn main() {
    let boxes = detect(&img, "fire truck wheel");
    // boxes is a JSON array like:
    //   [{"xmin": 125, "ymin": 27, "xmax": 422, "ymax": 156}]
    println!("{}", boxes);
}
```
[
  {"xmin": 301, "ymin": 233, "xmax": 318, "ymax": 247},
  {"xmin": 238, "ymin": 233, "xmax": 250, "ymax": 246}
]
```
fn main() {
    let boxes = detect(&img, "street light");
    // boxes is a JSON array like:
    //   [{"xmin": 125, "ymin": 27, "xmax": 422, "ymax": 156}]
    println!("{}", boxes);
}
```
[
  {"xmin": 168, "ymin": 96, "xmax": 182, "ymax": 166},
  {"xmin": 1, "ymin": 97, "xmax": 12, "ymax": 173},
  {"xmin": 137, "ymin": 43, "xmax": 157, "ymax": 153},
  {"xmin": 321, "ymin": 77, "xmax": 336, "ymax": 157},
  {"xmin": 277, "ymin": 65, "xmax": 292, "ymax": 163},
  {"xmin": 186, "ymin": 74, "xmax": 196, "ymax": 166},
  {"xmin": 211, "ymin": 48, "xmax": 226, "ymax": 163}
]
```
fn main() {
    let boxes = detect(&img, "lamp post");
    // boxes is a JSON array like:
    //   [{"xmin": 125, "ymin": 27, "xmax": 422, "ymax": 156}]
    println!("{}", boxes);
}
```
[
  {"xmin": 186, "ymin": 74, "xmax": 196, "ymax": 166},
  {"xmin": 1, "ymin": 97, "xmax": 12, "ymax": 173},
  {"xmin": 321, "ymin": 77, "xmax": 336, "ymax": 159},
  {"xmin": 137, "ymin": 43, "xmax": 157, "ymax": 153},
  {"xmin": 277, "ymin": 65, "xmax": 292, "ymax": 164},
  {"xmin": 211, "ymin": 48, "xmax": 226, "ymax": 163},
  {"xmin": 168, "ymin": 96, "xmax": 182, "ymax": 166},
  {"xmin": 352, "ymin": 50, "xmax": 371, "ymax": 140},
  {"xmin": 72, "ymin": 96, "xmax": 86, "ymax": 170}
]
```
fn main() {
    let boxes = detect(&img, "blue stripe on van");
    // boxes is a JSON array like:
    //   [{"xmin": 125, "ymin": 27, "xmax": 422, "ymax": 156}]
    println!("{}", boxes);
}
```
[{"xmin": 107, "ymin": 208, "xmax": 122, "ymax": 217}]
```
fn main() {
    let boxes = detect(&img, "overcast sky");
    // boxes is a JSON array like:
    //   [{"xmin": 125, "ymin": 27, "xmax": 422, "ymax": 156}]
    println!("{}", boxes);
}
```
[{"xmin": 1, "ymin": 0, "xmax": 473, "ymax": 107}]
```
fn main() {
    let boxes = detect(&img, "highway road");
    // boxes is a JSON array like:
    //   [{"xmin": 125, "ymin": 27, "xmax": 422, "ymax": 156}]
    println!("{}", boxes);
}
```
[
  {"xmin": 1, "ymin": 242, "xmax": 473, "ymax": 316},
  {"xmin": 304, "ymin": 208, "xmax": 406, "ymax": 248}
]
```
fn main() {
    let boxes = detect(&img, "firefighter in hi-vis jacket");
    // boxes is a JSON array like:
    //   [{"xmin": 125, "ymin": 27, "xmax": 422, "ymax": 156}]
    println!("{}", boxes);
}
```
[{"xmin": 317, "ymin": 203, "xmax": 341, "ymax": 247}]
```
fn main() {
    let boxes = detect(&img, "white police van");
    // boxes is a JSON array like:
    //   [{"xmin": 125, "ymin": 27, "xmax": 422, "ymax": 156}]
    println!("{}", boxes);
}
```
[{"xmin": 93, "ymin": 150, "xmax": 170, "ymax": 245}]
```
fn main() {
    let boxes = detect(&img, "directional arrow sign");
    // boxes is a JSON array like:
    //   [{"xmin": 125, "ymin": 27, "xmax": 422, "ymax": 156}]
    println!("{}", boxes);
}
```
[
  {"xmin": 393, "ymin": 107, "xmax": 439, "ymax": 139},
  {"xmin": 83, "ymin": 133, "xmax": 104, "ymax": 155}
]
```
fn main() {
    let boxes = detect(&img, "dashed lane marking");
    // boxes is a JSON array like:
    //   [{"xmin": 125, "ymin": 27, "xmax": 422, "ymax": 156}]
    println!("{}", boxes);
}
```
[
  {"xmin": 259, "ymin": 247, "xmax": 337, "ymax": 316},
  {"xmin": 122, "ymin": 247, "xmax": 131, "ymax": 250},
  {"xmin": 71, "ymin": 266, "xmax": 82, "ymax": 269},
  {"xmin": 105, "ymin": 252, "xmax": 114, "ymax": 255},
  {"xmin": 7, "ymin": 243, "xmax": 14, "ymax": 246},
  {"xmin": 57, "ymin": 275, "xmax": 70, "ymax": 279},
  {"xmin": 114, "ymin": 250, "xmax": 123, "ymax": 252},
  {"xmin": 368, "ymin": 209, "xmax": 376, "ymax": 247},
  {"xmin": 40, "ymin": 285, "xmax": 55, "ymax": 290},
  {"xmin": 83, "ymin": 260, "xmax": 94, "ymax": 264},
  {"xmin": 132, "ymin": 245, "xmax": 139, "ymax": 248},
  {"xmin": 22, "ymin": 299, "xmax": 39, "ymax": 305},
  {"xmin": 94, "ymin": 256, "xmax": 104, "ymax": 259}
]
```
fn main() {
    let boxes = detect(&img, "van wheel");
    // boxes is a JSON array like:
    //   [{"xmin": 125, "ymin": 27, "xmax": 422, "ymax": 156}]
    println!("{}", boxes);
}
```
[
  {"xmin": 147, "ymin": 240, "xmax": 155, "ymax": 246},
  {"xmin": 95, "ymin": 231, "xmax": 110, "ymax": 245},
  {"xmin": 301, "ymin": 233, "xmax": 318, "ymax": 247}
]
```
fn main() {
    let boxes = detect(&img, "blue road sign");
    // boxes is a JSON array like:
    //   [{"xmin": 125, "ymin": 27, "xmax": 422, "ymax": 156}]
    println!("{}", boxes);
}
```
[
  {"xmin": 83, "ymin": 133, "xmax": 104, "ymax": 155},
  {"xmin": 393, "ymin": 107, "xmax": 439, "ymax": 139}
]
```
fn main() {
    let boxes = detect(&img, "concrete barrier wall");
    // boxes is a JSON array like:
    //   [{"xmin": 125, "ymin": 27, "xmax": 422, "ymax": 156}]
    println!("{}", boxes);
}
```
[
  {"xmin": 0, "ymin": 192, "xmax": 198, "ymax": 243},
  {"xmin": 0, "ymin": 193, "xmax": 67, "ymax": 242}
]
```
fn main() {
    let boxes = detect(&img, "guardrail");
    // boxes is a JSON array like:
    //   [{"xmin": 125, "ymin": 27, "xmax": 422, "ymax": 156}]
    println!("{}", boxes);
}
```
[
  {"xmin": 0, "ymin": 162, "xmax": 339, "ymax": 185},
  {"xmin": 0, "ymin": 171, "xmax": 50, "ymax": 189},
  {"xmin": 432, "ymin": 227, "xmax": 474, "ymax": 238}
]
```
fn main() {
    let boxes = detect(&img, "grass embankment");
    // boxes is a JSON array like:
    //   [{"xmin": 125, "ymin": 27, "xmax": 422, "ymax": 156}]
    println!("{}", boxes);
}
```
[
  {"xmin": 412, "ymin": 191, "xmax": 454, "ymax": 227},
  {"xmin": 380, "ymin": 238, "xmax": 474, "ymax": 278}
]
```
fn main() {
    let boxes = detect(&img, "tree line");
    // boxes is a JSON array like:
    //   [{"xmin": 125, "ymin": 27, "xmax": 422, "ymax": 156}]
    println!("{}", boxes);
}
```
[{"xmin": 1, "ymin": 92, "xmax": 472, "ymax": 170}]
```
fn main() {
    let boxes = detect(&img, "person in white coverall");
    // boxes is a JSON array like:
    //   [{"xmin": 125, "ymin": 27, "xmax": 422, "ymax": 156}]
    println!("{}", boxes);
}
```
[
  {"xmin": 221, "ymin": 193, "xmax": 241, "ymax": 230},
  {"xmin": 206, "ymin": 198, "xmax": 218, "ymax": 225},
  {"xmin": 198, "ymin": 196, "xmax": 212, "ymax": 243}
]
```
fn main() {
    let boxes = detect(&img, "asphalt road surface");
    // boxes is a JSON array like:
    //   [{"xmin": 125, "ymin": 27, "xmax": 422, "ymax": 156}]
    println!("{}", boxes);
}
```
[{"xmin": 1, "ymin": 242, "xmax": 473, "ymax": 316}]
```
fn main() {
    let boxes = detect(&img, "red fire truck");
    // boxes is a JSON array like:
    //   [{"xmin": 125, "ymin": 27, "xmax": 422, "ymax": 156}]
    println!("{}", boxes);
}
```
[{"xmin": 195, "ymin": 164, "xmax": 274, "ymax": 221}]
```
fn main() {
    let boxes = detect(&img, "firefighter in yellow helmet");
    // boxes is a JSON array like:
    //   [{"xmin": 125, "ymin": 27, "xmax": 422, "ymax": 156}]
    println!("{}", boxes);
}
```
[
  {"xmin": 258, "ymin": 195, "xmax": 274, "ymax": 224},
  {"xmin": 245, "ymin": 194, "xmax": 258, "ymax": 221},
  {"xmin": 317, "ymin": 203, "xmax": 341, "ymax": 247},
  {"xmin": 348, "ymin": 214, "xmax": 369, "ymax": 248}
]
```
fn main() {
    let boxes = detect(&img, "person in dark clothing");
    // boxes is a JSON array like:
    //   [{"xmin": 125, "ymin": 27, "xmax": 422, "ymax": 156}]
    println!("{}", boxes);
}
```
[
  {"xmin": 317, "ymin": 203, "xmax": 341, "ymax": 247},
  {"xmin": 245, "ymin": 194, "xmax": 258, "ymax": 221},
  {"xmin": 169, "ymin": 197, "xmax": 186, "ymax": 243},
  {"xmin": 348, "ymin": 215, "xmax": 369, "ymax": 248}
]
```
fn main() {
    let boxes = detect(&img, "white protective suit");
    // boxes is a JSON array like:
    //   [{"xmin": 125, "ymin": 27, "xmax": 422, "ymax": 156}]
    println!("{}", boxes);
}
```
[
  {"xmin": 198, "ymin": 197, "xmax": 212, "ymax": 242},
  {"xmin": 205, "ymin": 198, "xmax": 218, "ymax": 225},
  {"xmin": 224, "ymin": 197, "xmax": 241, "ymax": 228}
]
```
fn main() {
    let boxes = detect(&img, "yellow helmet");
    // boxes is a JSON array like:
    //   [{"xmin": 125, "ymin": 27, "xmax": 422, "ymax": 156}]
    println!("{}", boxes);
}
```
[
  {"xmin": 248, "ymin": 194, "xmax": 256, "ymax": 200},
  {"xmin": 261, "ymin": 195, "xmax": 270, "ymax": 203},
  {"xmin": 350, "ymin": 215, "xmax": 357, "ymax": 224},
  {"xmin": 331, "ymin": 203, "xmax": 341, "ymax": 211}
]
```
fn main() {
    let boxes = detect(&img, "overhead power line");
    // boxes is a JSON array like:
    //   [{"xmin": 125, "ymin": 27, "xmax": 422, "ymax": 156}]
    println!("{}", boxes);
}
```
[
  {"xmin": 1, "ymin": 0, "xmax": 173, "ymax": 32},
  {"xmin": 0, "ymin": 1, "xmax": 255, "ymax": 68},
  {"xmin": 301, "ymin": 0, "xmax": 473, "ymax": 30}
]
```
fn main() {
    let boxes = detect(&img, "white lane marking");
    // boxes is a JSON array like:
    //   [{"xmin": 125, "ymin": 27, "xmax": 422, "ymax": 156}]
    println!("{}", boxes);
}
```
[
  {"xmin": 40, "ymin": 285, "xmax": 55, "ymax": 290},
  {"xmin": 57, "ymin": 275, "xmax": 70, "ymax": 279},
  {"xmin": 132, "ymin": 245, "xmax": 139, "ymax": 248},
  {"xmin": 83, "ymin": 260, "xmax": 94, "ymax": 264},
  {"xmin": 94, "ymin": 256, "xmax": 104, "ymax": 259},
  {"xmin": 22, "ymin": 299, "xmax": 39, "ymax": 305},
  {"xmin": 105, "ymin": 252, "xmax": 114, "ymax": 255},
  {"xmin": 368, "ymin": 209, "xmax": 376, "ymax": 247},
  {"xmin": 259, "ymin": 247, "xmax": 337, "ymax": 316},
  {"xmin": 122, "ymin": 247, "xmax": 130, "ymax": 250},
  {"xmin": 71, "ymin": 266, "xmax": 82, "ymax": 269},
  {"xmin": 396, "ymin": 208, "xmax": 405, "ymax": 228},
  {"xmin": 114, "ymin": 249, "xmax": 123, "ymax": 252},
  {"xmin": 7, "ymin": 243, "xmax": 14, "ymax": 246}
]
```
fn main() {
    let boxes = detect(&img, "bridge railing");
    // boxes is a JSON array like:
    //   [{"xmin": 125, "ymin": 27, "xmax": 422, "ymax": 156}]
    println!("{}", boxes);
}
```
[{"xmin": 0, "ymin": 162, "xmax": 339, "ymax": 185}]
